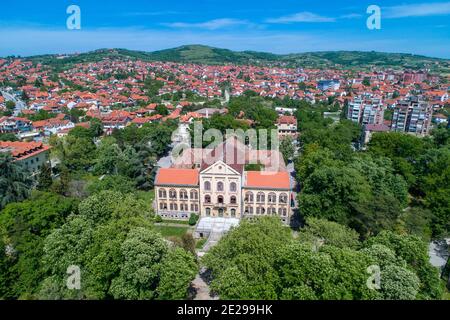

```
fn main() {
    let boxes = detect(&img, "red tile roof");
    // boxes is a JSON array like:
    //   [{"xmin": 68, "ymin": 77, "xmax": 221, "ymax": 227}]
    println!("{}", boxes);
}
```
[
  {"xmin": 277, "ymin": 115, "xmax": 296, "ymax": 125},
  {"xmin": 0, "ymin": 141, "xmax": 50, "ymax": 161},
  {"xmin": 155, "ymin": 168, "xmax": 199, "ymax": 186},
  {"xmin": 245, "ymin": 171, "xmax": 290, "ymax": 189}
]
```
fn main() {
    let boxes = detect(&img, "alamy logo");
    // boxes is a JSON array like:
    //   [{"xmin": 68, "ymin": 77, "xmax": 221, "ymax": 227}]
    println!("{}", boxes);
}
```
[
  {"xmin": 66, "ymin": 265, "xmax": 81, "ymax": 290},
  {"xmin": 366, "ymin": 5, "xmax": 381, "ymax": 30},
  {"xmin": 366, "ymin": 265, "xmax": 381, "ymax": 290},
  {"xmin": 66, "ymin": 5, "xmax": 81, "ymax": 30}
]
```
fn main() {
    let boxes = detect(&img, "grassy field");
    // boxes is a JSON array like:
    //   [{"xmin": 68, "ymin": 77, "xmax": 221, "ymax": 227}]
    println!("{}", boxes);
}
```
[
  {"xmin": 161, "ymin": 219, "xmax": 191, "ymax": 225},
  {"xmin": 153, "ymin": 225, "xmax": 190, "ymax": 238}
]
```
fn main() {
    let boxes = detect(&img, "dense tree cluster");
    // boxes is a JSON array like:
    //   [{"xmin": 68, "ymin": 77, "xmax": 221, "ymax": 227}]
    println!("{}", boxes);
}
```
[
  {"xmin": 294, "ymin": 102, "xmax": 449, "ymax": 240},
  {"xmin": 49, "ymin": 120, "xmax": 176, "ymax": 193},
  {"xmin": 0, "ymin": 153, "xmax": 33, "ymax": 210},
  {"xmin": 0, "ymin": 192, "xmax": 79, "ymax": 298},
  {"xmin": 203, "ymin": 217, "xmax": 442, "ymax": 300},
  {"xmin": 0, "ymin": 191, "xmax": 197, "ymax": 299}
]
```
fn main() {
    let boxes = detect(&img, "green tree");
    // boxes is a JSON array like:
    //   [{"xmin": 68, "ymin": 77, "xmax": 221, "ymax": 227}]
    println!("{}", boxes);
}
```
[
  {"xmin": 298, "ymin": 217, "xmax": 360, "ymax": 249},
  {"xmin": 380, "ymin": 265, "xmax": 420, "ymax": 300},
  {"xmin": 109, "ymin": 227, "xmax": 168, "ymax": 299},
  {"xmin": 280, "ymin": 136, "xmax": 295, "ymax": 163},
  {"xmin": 37, "ymin": 162, "xmax": 52, "ymax": 191},
  {"xmin": 414, "ymin": 147, "xmax": 450, "ymax": 236},
  {"xmin": 0, "ymin": 192, "xmax": 78, "ymax": 298},
  {"xmin": 157, "ymin": 247, "xmax": 198, "ymax": 299},
  {"xmin": 203, "ymin": 217, "xmax": 292, "ymax": 299},
  {"xmin": 0, "ymin": 133, "xmax": 18, "ymax": 141},
  {"xmin": 155, "ymin": 105, "xmax": 169, "ymax": 116},
  {"xmin": 365, "ymin": 231, "xmax": 442, "ymax": 299},
  {"xmin": 298, "ymin": 166, "xmax": 371, "ymax": 224},
  {"xmin": 0, "ymin": 153, "xmax": 32, "ymax": 209},
  {"xmin": 86, "ymin": 175, "xmax": 136, "ymax": 195}
]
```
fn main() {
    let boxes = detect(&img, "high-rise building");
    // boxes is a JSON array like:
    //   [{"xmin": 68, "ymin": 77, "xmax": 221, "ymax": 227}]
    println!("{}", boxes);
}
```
[
  {"xmin": 391, "ymin": 98, "xmax": 433, "ymax": 136},
  {"xmin": 347, "ymin": 97, "xmax": 384, "ymax": 125}
]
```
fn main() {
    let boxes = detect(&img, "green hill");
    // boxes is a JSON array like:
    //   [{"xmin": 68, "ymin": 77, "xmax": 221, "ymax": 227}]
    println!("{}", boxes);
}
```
[{"xmin": 25, "ymin": 45, "xmax": 450, "ymax": 74}]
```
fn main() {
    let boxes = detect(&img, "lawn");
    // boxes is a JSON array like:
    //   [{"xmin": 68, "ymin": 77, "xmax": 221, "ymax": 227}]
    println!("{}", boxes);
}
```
[
  {"xmin": 153, "ymin": 225, "xmax": 189, "ymax": 238},
  {"xmin": 161, "ymin": 219, "xmax": 190, "ymax": 225}
]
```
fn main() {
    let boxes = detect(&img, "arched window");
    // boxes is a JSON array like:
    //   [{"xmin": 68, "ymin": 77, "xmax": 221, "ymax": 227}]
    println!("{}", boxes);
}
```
[
  {"xmin": 190, "ymin": 203, "xmax": 195, "ymax": 211},
  {"xmin": 179, "ymin": 189, "xmax": 188, "ymax": 199},
  {"xmin": 217, "ymin": 181, "xmax": 224, "ymax": 191},
  {"xmin": 279, "ymin": 193, "xmax": 288, "ymax": 204},
  {"xmin": 204, "ymin": 181, "xmax": 211, "ymax": 191},
  {"xmin": 278, "ymin": 208, "xmax": 283, "ymax": 215},
  {"xmin": 205, "ymin": 195, "xmax": 211, "ymax": 203},
  {"xmin": 268, "ymin": 193, "xmax": 276, "ymax": 203},
  {"xmin": 282, "ymin": 208, "xmax": 287, "ymax": 216},
  {"xmin": 169, "ymin": 189, "xmax": 177, "ymax": 199},
  {"xmin": 158, "ymin": 188, "xmax": 167, "ymax": 198},
  {"xmin": 217, "ymin": 195, "xmax": 224, "ymax": 204},
  {"xmin": 206, "ymin": 208, "xmax": 211, "ymax": 216},
  {"xmin": 271, "ymin": 207, "xmax": 276, "ymax": 215},
  {"xmin": 230, "ymin": 182, "xmax": 237, "ymax": 192},
  {"xmin": 256, "ymin": 207, "xmax": 260, "ymax": 215},
  {"xmin": 173, "ymin": 203, "xmax": 178, "ymax": 211},
  {"xmin": 231, "ymin": 209, "xmax": 236, "ymax": 217},
  {"xmin": 190, "ymin": 190, "xmax": 198, "ymax": 200},
  {"xmin": 261, "ymin": 207, "xmax": 266, "ymax": 214},
  {"xmin": 245, "ymin": 192, "xmax": 254, "ymax": 202},
  {"xmin": 257, "ymin": 192, "xmax": 265, "ymax": 203},
  {"xmin": 230, "ymin": 196, "xmax": 237, "ymax": 204}
]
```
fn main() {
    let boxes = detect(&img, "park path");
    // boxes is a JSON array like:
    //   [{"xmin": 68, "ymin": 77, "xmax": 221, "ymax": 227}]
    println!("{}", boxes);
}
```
[{"xmin": 191, "ymin": 267, "xmax": 218, "ymax": 300}]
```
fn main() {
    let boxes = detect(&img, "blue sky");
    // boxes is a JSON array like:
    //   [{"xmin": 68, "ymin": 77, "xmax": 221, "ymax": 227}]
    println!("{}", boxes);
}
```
[{"xmin": 0, "ymin": 0, "xmax": 449, "ymax": 58}]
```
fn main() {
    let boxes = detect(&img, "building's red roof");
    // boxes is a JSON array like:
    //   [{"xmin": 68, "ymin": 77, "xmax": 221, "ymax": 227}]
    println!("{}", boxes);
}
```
[
  {"xmin": 0, "ymin": 141, "xmax": 50, "ymax": 161},
  {"xmin": 245, "ymin": 171, "xmax": 290, "ymax": 189},
  {"xmin": 155, "ymin": 168, "xmax": 199, "ymax": 186},
  {"xmin": 277, "ymin": 115, "xmax": 296, "ymax": 125}
]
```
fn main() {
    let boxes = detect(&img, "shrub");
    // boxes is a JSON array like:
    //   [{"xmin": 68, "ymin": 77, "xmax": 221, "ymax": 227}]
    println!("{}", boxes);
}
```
[{"xmin": 188, "ymin": 213, "xmax": 199, "ymax": 226}]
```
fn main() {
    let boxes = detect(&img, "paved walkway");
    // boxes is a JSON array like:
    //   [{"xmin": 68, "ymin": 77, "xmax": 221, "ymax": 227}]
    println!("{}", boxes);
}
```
[
  {"xmin": 191, "ymin": 268, "xmax": 218, "ymax": 300},
  {"xmin": 201, "ymin": 231, "xmax": 223, "ymax": 253}
]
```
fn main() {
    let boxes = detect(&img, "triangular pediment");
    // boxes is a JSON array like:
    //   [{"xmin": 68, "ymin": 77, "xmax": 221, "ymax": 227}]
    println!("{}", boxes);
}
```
[{"xmin": 200, "ymin": 160, "xmax": 241, "ymax": 176}]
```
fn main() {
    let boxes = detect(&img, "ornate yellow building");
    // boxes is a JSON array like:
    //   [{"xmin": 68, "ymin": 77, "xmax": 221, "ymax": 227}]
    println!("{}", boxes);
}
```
[{"xmin": 154, "ymin": 137, "xmax": 292, "ymax": 224}]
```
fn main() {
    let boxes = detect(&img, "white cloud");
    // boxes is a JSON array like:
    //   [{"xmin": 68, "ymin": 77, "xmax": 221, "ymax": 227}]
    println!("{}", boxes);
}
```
[
  {"xmin": 266, "ymin": 12, "xmax": 335, "ymax": 23},
  {"xmin": 123, "ymin": 11, "xmax": 185, "ymax": 17},
  {"xmin": 340, "ymin": 13, "xmax": 363, "ymax": 19},
  {"xmin": 384, "ymin": 2, "xmax": 450, "ymax": 18},
  {"xmin": 163, "ymin": 18, "xmax": 250, "ymax": 30}
]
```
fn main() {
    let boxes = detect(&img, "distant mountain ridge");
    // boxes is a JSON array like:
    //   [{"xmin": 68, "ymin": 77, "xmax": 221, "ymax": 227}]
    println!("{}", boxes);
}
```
[{"xmin": 23, "ymin": 44, "xmax": 450, "ymax": 73}]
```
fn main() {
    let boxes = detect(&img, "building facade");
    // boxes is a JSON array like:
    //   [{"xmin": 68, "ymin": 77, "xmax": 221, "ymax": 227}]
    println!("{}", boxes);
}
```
[
  {"xmin": 0, "ymin": 141, "xmax": 51, "ymax": 177},
  {"xmin": 347, "ymin": 97, "xmax": 384, "ymax": 126},
  {"xmin": 154, "ymin": 138, "xmax": 292, "ymax": 224},
  {"xmin": 276, "ymin": 115, "xmax": 297, "ymax": 139},
  {"xmin": 391, "ymin": 98, "xmax": 433, "ymax": 136}
]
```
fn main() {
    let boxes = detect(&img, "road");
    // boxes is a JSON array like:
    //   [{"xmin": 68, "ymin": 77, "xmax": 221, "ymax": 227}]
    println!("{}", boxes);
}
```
[{"xmin": 1, "ymin": 90, "xmax": 27, "ymax": 116}]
